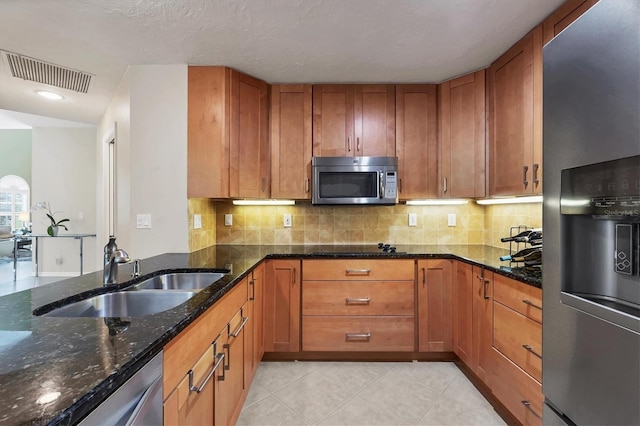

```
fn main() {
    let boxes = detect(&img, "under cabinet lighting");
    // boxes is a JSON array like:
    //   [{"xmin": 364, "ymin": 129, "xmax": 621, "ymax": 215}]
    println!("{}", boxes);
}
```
[
  {"xmin": 232, "ymin": 199, "xmax": 295, "ymax": 206},
  {"xmin": 35, "ymin": 90, "xmax": 64, "ymax": 100},
  {"xmin": 405, "ymin": 199, "xmax": 469, "ymax": 205},
  {"xmin": 476, "ymin": 196, "xmax": 543, "ymax": 205}
]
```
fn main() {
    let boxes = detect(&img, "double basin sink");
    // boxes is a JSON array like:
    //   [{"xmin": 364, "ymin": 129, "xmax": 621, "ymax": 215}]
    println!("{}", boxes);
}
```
[{"xmin": 37, "ymin": 272, "xmax": 227, "ymax": 318}]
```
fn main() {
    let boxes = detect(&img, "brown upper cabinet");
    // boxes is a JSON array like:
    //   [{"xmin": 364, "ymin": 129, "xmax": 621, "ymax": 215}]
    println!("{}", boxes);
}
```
[
  {"xmin": 270, "ymin": 85, "xmax": 313, "ymax": 199},
  {"xmin": 542, "ymin": 0, "xmax": 599, "ymax": 44},
  {"xmin": 487, "ymin": 26, "xmax": 543, "ymax": 196},
  {"xmin": 312, "ymin": 84, "xmax": 395, "ymax": 157},
  {"xmin": 187, "ymin": 66, "xmax": 269, "ymax": 199},
  {"xmin": 395, "ymin": 84, "xmax": 438, "ymax": 199},
  {"xmin": 439, "ymin": 70, "xmax": 486, "ymax": 198}
]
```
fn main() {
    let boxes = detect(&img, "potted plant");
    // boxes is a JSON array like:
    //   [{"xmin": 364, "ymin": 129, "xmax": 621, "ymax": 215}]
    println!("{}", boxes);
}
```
[{"xmin": 32, "ymin": 202, "xmax": 70, "ymax": 236}]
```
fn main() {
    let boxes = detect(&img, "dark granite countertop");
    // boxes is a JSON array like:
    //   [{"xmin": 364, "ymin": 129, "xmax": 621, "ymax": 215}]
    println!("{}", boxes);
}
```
[{"xmin": 0, "ymin": 244, "xmax": 540, "ymax": 425}]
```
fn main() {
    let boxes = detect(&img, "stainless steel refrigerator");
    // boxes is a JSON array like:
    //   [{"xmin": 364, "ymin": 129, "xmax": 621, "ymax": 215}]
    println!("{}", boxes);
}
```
[{"xmin": 543, "ymin": 0, "xmax": 640, "ymax": 424}]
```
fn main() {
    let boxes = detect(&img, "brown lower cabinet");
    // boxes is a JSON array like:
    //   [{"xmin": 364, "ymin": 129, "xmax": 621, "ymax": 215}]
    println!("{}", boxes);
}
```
[{"xmin": 161, "ymin": 257, "xmax": 542, "ymax": 425}]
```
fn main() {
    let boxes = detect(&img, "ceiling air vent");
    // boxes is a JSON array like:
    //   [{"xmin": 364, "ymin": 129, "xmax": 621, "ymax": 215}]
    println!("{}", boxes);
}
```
[{"xmin": 2, "ymin": 50, "xmax": 93, "ymax": 94}]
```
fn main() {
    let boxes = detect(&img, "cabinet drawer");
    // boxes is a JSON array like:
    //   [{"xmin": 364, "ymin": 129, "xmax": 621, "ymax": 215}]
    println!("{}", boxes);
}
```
[
  {"xmin": 302, "ymin": 316, "xmax": 415, "ymax": 351},
  {"xmin": 163, "ymin": 278, "xmax": 247, "ymax": 398},
  {"xmin": 494, "ymin": 302, "xmax": 542, "ymax": 382},
  {"xmin": 303, "ymin": 281, "xmax": 414, "ymax": 316},
  {"xmin": 493, "ymin": 274, "xmax": 542, "ymax": 323},
  {"xmin": 491, "ymin": 349, "xmax": 543, "ymax": 426},
  {"xmin": 303, "ymin": 259, "xmax": 415, "ymax": 281}
]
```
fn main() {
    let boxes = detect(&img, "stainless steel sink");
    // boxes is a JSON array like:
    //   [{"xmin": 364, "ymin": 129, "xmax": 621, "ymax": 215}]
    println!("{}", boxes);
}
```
[
  {"xmin": 129, "ymin": 272, "xmax": 226, "ymax": 291},
  {"xmin": 40, "ymin": 290, "xmax": 197, "ymax": 318}
]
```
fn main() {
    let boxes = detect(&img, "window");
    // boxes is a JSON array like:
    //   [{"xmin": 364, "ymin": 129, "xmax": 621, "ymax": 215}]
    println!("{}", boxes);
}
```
[{"xmin": 0, "ymin": 175, "xmax": 30, "ymax": 231}]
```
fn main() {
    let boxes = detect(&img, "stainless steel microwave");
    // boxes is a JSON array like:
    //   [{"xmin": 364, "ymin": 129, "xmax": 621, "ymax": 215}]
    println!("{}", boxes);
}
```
[{"xmin": 312, "ymin": 156, "xmax": 398, "ymax": 205}]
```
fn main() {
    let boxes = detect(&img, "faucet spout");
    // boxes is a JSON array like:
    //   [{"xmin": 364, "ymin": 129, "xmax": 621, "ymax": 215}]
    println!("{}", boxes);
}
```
[{"xmin": 103, "ymin": 236, "xmax": 131, "ymax": 285}]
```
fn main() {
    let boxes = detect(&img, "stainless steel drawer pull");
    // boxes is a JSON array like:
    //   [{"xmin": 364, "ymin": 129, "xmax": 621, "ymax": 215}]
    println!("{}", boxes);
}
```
[
  {"xmin": 522, "ymin": 299, "xmax": 542, "ymax": 310},
  {"xmin": 345, "ymin": 269, "xmax": 371, "ymax": 274},
  {"xmin": 346, "ymin": 332, "xmax": 371, "ymax": 340},
  {"xmin": 443, "ymin": 177, "xmax": 447, "ymax": 193},
  {"xmin": 356, "ymin": 137, "xmax": 360, "ymax": 152},
  {"xmin": 189, "ymin": 352, "xmax": 225, "ymax": 393},
  {"xmin": 522, "ymin": 344, "xmax": 542, "ymax": 359},
  {"xmin": 228, "ymin": 316, "xmax": 249, "ymax": 338},
  {"xmin": 345, "ymin": 297, "xmax": 371, "ymax": 305},
  {"xmin": 521, "ymin": 400, "xmax": 542, "ymax": 419}
]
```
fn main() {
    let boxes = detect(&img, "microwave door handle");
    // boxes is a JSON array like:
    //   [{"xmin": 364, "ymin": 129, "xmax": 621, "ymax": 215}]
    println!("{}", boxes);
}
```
[{"xmin": 379, "ymin": 171, "xmax": 384, "ymax": 199}]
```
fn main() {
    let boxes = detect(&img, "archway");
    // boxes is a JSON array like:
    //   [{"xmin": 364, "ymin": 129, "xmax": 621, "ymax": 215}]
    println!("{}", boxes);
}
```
[{"xmin": 0, "ymin": 175, "xmax": 30, "ymax": 231}]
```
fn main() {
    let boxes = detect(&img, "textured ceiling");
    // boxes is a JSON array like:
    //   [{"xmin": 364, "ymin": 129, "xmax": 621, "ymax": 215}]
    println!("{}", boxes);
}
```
[{"xmin": 0, "ymin": 0, "xmax": 565, "ymax": 126}]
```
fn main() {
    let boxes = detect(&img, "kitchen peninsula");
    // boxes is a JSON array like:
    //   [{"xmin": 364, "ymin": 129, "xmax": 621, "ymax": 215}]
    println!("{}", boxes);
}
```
[{"xmin": 0, "ymin": 244, "xmax": 540, "ymax": 425}]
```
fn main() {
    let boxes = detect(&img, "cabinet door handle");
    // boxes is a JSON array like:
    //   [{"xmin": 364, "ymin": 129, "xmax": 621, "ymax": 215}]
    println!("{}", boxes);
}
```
[
  {"xmin": 443, "ymin": 177, "xmax": 447, "ymax": 193},
  {"xmin": 228, "ymin": 316, "xmax": 249, "ymax": 338},
  {"xmin": 522, "ymin": 299, "xmax": 542, "ymax": 310},
  {"xmin": 189, "ymin": 352, "xmax": 225, "ymax": 393},
  {"xmin": 345, "ymin": 297, "xmax": 371, "ymax": 305},
  {"xmin": 422, "ymin": 267, "xmax": 426, "ymax": 286},
  {"xmin": 399, "ymin": 178, "xmax": 402, "ymax": 193},
  {"xmin": 523, "ymin": 165, "xmax": 529, "ymax": 187},
  {"xmin": 222, "ymin": 343, "xmax": 231, "ymax": 374},
  {"xmin": 356, "ymin": 137, "xmax": 360, "ymax": 153},
  {"xmin": 521, "ymin": 401, "xmax": 542, "ymax": 419},
  {"xmin": 533, "ymin": 163, "xmax": 540, "ymax": 185},
  {"xmin": 261, "ymin": 178, "xmax": 265, "ymax": 193},
  {"xmin": 522, "ymin": 344, "xmax": 542, "ymax": 359},
  {"xmin": 292, "ymin": 268, "xmax": 296, "ymax": 284},
  {"xmin": 305, "ymin": 178, "xmax": 310, "ymax": 193},
  {"xmin": 249, "ymin": 279, "xmax": 255, "ymax": 301},
  {"xmin": 346, "ymin": 332, "xmax": 371, "ymax": 340},
  {"xmin": 476, "ymin": 274, "xmax": 490, "ymax": 299},
  {"xmin": 347, "ymin": 137, "xmax": 351, "ymax": 152},
  {"xmin": 346, "ymin": 268, "xmax": 371, "ymax": 275}
]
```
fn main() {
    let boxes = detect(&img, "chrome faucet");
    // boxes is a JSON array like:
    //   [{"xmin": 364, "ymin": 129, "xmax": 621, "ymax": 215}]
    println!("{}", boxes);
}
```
[{"xmin": 103, "ymin": 236, "xmax": 131, "ymax": 285}]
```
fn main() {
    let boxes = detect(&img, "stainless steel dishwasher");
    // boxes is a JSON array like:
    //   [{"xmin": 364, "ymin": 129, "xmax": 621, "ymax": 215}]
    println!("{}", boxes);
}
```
[{"xmin": 79, "ymin": 352, "xmax": 163, "ymax": 425}]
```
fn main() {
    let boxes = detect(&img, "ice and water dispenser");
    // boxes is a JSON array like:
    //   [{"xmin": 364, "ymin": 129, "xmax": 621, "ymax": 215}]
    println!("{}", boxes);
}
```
[{"xmin": 560, "ymin": 155, "xmax": 640, "ymax": 331}]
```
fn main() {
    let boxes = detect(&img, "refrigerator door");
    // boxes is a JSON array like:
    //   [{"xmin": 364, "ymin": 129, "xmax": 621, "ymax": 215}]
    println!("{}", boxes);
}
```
[{"xmin": 543, "ymin": 0, "xmax": 640, "ymax": 425}]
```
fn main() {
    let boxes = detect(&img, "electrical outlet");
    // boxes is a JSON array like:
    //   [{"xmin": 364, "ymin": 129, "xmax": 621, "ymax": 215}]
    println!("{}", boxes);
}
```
[
  {"xmin": 224, "ymin": 214, "xmax": 232, "ymax": 227},
  {"xmin": 193, "ymin": 214, "xmax": 202, "ymax": 229},
  {"xmin": 283, "ymin": 214, "xmax": 292, "ymax": 228},
  {"xmin": 408, "ymin": 213, "xmax": 417, "ymax": 227},
  {"xmin": 136, "ymin": 214, "xmax": 152, "ymax": 229},
  {"xmin": 55, "ymin": 256, "xmax": 63, "ymax": 265},
  {"xmin": 448, "ymin": 213, "xmax": 456, "ymax": 227}
]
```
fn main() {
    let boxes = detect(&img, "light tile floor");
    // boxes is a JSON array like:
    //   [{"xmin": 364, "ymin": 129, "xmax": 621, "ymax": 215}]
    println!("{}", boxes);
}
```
[
  {"xmin": 238, "ymin": 361, "xmax": 506, "ymax": 426},
  {"xmin": 0, "ymin": 259, "xmax": 64, "ymax": 296}
]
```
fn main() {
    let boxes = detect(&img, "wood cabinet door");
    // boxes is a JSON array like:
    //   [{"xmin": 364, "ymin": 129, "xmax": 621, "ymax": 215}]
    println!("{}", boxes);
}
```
[
  {"xmin": 488, "ymin": 26, "xmax": 542, "ymax": 196},
  {"xmin": 417, "ymin": 259, "xmax": 453, "ymax": 352},
  {"xmin": 264, "ymin": 259, "xmax": 301, "ymax": 352},
  {"xmin": 230, "ymin": 70, "xmax": 269, "ymax": 198},
  {"xmin": 472, "ymin": 267, "xmax": 493, "ymax": 385},
  {"xmin": 271, "ymin": 85, "xmax": 312, "ymax": 199},
  {"xmin": 453, "ymin": 261, "xmax": 473, "ymax": 364},
  {"xmin": 439, "ymin": 71, "xmax": 486, "ymax": 198},
  {"xmin": 543, "ymin": 0, "xmax": 599, "ymax": 44},
  {"xmin": 395, "ymin": 84, "xmax": 438, "ymax": 199},
  {"xmin": 246, "ymin": 262, "xmax": 264, "ymax": 386},
  {"xmin": 313, "ymin": 85, "xmax": 355, "ymax": 157},
  {"xmin": 354, "ymin": 85, "xmax": 396, "ymax": 157},
  {"xmin": 187, "ymin": 66, "xmax": 231, "ymax": 198}
]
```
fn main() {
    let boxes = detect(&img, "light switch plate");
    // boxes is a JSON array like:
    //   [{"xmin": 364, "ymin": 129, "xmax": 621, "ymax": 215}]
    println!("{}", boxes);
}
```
[
  {"xmin": 448, "ymin": 213, "xmax": 456, "ymax": 227},
  {"xmin": 193, "ymin": 214, "xmax": 202, "ymax": 229},
  {"xmin": 224, "ymin": 214, "xmax": 232, "ymax": 227},
  {"xmin": 408, "ymin": 213, "xmax": 417, "ymax": 227},
  {"xmin": 283, "ymin": 214, "xmax": 292, "ymax": 228},
  {"xmin": 136, "ymin": 214, "xmax": 152, "ymax": 229}
]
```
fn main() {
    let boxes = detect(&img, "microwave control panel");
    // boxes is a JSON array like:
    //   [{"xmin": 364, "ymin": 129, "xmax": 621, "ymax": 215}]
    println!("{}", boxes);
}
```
[{"xmin": 384, "ymin": 171, "xmax": 397, "ymax": 198}]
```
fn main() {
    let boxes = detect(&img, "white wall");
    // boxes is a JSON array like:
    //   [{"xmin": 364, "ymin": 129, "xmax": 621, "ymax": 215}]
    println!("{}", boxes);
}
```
[
  {"xmin": 31, "ymin": 127, "xmax": 97, "ymax": 275},
  {"xmin": 97, "ymin": 65, "xmax": 188, "ymax": 266}
]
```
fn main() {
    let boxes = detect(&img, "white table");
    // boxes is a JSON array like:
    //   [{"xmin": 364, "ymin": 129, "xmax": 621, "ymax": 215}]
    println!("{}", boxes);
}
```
[{"xmin": 15, "ymin": 234, "xmax": 97, "ymax": 280}]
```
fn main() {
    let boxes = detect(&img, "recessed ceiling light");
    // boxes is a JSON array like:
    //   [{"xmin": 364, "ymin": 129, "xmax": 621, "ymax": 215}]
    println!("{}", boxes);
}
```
[{"xmin": 35, "ymin": 90, "xmax": 64, "ymax": 100}]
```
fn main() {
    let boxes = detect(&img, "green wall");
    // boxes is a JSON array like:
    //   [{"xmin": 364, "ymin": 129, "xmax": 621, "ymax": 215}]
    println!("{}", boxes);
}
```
[{"xmin": 0, "ymin": 130, "xmax": 32, "ymax": 187}]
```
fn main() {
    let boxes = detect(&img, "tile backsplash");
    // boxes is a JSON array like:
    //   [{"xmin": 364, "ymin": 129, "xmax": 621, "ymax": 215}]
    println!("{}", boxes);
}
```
[{"xmin": 187, "ymin": 200, "xmax": 542, "ymax": 250}]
